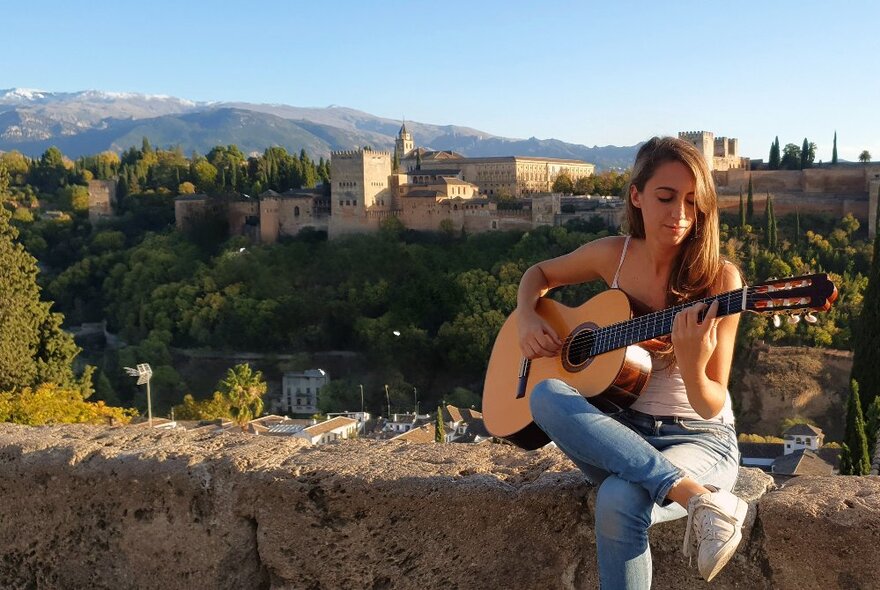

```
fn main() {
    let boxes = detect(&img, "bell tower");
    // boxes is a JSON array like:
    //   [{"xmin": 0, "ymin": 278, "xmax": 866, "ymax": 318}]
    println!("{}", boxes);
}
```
[{"xmin": 395, "ymin": 121, "xmax": 414, "ymax": 158}]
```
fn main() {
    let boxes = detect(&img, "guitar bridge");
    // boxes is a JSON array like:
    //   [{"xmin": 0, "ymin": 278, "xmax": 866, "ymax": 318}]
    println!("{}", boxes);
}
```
[{"xmin": 516, "ymin": 357, "xmax": 531, "ymax": 399}]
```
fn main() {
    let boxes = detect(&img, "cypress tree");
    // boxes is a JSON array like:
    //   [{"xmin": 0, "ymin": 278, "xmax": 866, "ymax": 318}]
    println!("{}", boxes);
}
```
[
  {"xmin": 801, "ymin": 138, "xmax": 809, "ymax": 169},
  {"xmin": 435, "ymin": 406, "xmax": 445, "ymax": 443},
  {"xmin": 0, "ymin": 208, "xmax": 79, "ymax": 391},
  {"xmin": 851, "ymin": 187, "xmax": 880, "ymax": 412},
  {"xmin": 765, "ymin": 193, "xmax": 777, "ymax": 251},
  {"xmin": 794, "ymin": 208, "xmax": 801, "ymax": 245},
  {"xmin": 832, "ymin": 131, "xmax": 838, "ymax": 164},
  {"xmin": 866, "ymin": 397, "xmax": 880, "ymax": 463},
  {"xmin": 746, "ymin": 175, "xmax": 754, "ymax": 222},
  {"xmin": 738, "ymin": 188, "xmax": 746, "ymax": 232},
  {"xmin": 842, "ymin": 380, "xmax": 871, "ymax": 475},
  {"xmin": 769, "ymin": 137, "xmax": 781, "ymax": 170}
]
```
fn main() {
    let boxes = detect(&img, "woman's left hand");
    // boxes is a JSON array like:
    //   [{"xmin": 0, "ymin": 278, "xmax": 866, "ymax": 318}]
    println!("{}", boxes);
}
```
[{"xmin": 671, "ymin": 299, "xmax": 719, "ymax": 378}]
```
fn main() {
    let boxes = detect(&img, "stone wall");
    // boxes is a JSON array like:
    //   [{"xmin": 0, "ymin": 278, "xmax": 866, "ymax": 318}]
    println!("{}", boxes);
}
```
[{"xmin": 1, "ymin": 425, "xmax": 878, "ymax": 590}]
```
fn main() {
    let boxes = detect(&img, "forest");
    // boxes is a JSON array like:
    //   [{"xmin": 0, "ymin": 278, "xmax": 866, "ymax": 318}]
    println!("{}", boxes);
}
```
[{"xmin": 0, "ymin": 141, "xmax": 876, "ymax": 423}]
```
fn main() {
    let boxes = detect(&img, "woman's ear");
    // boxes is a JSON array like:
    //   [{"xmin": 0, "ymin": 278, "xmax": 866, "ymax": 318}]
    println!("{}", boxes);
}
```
[{"xmin": 629, "ymin": 185, "xmax": 641, "ymax": 208}]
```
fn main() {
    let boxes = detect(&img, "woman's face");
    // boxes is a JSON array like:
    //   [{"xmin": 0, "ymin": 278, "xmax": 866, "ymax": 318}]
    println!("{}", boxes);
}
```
[{"xmin": 629, "ymin": 160, "xmax": 697, "ymax": 246}]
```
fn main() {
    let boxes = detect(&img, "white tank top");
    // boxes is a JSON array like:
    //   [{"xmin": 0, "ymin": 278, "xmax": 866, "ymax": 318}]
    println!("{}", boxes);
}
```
[{"xmin": 609, "ymin": 236, "xmax": 736, "ymax": 424}]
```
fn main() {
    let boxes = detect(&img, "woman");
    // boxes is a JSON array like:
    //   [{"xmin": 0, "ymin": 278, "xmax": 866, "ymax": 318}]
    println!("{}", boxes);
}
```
[{"xmin": 518, "ymin": 137, "xmax": 746, "ymax": 589}]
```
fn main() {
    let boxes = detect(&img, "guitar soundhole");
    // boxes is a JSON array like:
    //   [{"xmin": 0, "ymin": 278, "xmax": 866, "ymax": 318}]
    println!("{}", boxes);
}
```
[{"xmin": 562, "ymin": 322, "xmax": 599, "ymax": 372}]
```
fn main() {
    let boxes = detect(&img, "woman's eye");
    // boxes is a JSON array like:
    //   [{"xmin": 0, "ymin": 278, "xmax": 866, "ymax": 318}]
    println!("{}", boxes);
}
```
[{"xmin": 658, "ymin": 197, "xmax": 672, "ymax": 203}]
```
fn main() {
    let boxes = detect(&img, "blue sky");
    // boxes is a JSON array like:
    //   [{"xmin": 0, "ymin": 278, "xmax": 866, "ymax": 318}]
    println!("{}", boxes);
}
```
[{"xmin": 3, "ymin": 0, "xmax": 878, "ymax": 161}]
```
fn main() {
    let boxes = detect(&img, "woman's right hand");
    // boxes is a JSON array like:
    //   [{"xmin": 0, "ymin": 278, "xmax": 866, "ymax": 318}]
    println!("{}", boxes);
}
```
[{"xmin": 517, "ymin": 309, "xmax": 562, "ymax": 359}]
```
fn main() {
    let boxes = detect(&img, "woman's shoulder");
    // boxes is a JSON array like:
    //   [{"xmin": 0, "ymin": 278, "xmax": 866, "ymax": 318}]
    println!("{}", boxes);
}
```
[{"xmin": 712, "ymin": 259, "xmax": 744, "ymax": 293}]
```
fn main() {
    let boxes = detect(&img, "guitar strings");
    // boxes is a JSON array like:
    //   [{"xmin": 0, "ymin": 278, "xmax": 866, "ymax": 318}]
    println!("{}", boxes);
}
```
[{"xmin": 558, "ymin": 288, "xmax": 809, "ymax": 358}]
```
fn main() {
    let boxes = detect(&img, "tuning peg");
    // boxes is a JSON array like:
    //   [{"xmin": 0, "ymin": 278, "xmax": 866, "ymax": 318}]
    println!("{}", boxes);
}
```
[
  {"xmin": 787, "ymin": 314, "xmax": 801, "ymax": 324},
  {"xmin": 772, "ymin": 314, "xmax": 782, "ymax": 328},
  {"xmin": 804, "ymin": 312, "xmax": 818, "ymax": 324}
]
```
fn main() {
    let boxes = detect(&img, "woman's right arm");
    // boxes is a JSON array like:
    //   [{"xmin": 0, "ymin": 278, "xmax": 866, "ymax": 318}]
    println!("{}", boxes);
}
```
[{"xmin": 516, "ymin": 236, "xmax": 621, "ymax": 359}]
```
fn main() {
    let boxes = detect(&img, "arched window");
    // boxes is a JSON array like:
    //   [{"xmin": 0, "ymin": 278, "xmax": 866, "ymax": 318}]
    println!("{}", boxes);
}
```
[{"xmin": 294, "ymin": 206, "xmax": 300, "ymax": 217}]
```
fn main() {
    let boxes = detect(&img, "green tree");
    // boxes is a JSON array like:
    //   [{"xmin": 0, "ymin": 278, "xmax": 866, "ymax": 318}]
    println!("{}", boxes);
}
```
[
  {"xmin": 851, "ymin": 189, "xmax": 880, "ymax": 411},
  {"xmin": 552, "ymin": 171, "xmax": 574, "ymax": 194},
  {"xmin": 435, "ymin": 405, "xmax": 445, "ymax": 443},
  {"xmin": 58, "ymin": 185, "xmax": 90, "ymax": 212},
  {"xmin": 859, "ymin": 150, "xmax": 872, "ymax": 163},
  {"xmin": 217, "ymin": 363, "xmax": 267, "ymax": 429},
  {"xmin": 738, "ymin": 188, "xmax": 745, "ymax": 232},
  {"xmin": 31, "ymin": 146, "xmax": 68, "ymax": 192},
  {"xmin": 172, "ymin": 392, "xmax": 232, "ymax": 421},
  {"xmin": 0, "ymin": 208, "xmax": 79, "ymax": 391},
  {"xmin": 865, "ymin": 396, "xmax": 880, "ymax": 462},
  {"xmin": 800, "ymin": 138, "xmax": 815, "ymax": 169},
  {"xmin": 841, "ymin": 380, "xmax": 871, "ymax": 475},
  {"xmin": 746, "ymin": 175, "xmax": 754, "ymax": 222},
  {"xmin": 764, "ymin": 193, "xmax": 777, "ymax": 251},
  {"xmin": 191, "ymin": 159, "xmax": 219, "ymax": 192},
  {"xmin": 769, "ymin": 137, "xmax": 781, "ymax": 170},
  {"xmin": 832, "ymin": 131, "xmax": 838, "ymax": 164},
  {"xmin": 0, "ymin": 383, "xmax": 134, "ymax": 425},
  {"xmin": 0, "ymin": 163, "xmax": 9, "ymax": 198},
  {"xmin": 780, "ymin": 143, "xmax": 802, "ymax": 170}
]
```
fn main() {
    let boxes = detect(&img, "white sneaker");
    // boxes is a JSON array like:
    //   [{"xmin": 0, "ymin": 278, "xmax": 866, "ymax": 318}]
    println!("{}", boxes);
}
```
[{"xmin": 682, "ymin": 485, "xmax": 748, "ymax": 582}]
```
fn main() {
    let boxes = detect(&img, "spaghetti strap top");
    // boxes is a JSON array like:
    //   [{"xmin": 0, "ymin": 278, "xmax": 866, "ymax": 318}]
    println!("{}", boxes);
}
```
[
  {"xmin": 610, "ymin": 235, "xmax": 630, "ymax": 289},
  {"xmin": 607, "ymin": 234, "xmax": 736, "ymax": 424}
]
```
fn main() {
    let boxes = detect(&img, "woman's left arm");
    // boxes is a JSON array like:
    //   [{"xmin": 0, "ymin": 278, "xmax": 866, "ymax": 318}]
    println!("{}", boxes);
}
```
[{"xmin": 672, "ymin": 264, "xmax": 743, "ymax": 419}]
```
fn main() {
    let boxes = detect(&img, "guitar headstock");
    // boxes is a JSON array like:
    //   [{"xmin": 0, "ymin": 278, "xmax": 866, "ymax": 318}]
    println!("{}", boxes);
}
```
[{"xmin": 746, "ymin": 274, "xmax": 838, "ymax": 320}]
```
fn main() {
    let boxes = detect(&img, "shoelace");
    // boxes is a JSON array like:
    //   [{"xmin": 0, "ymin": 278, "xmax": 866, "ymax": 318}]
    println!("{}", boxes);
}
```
[{"xmin": 682, "ymin": 496, "xmax": 739, "ymax": 563}]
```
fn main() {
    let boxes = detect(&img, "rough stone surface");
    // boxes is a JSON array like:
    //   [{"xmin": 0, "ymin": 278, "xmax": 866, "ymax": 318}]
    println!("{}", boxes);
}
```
[{"xmin": 0, "ymin": 424, "xmax": 874, "ymax": 589}]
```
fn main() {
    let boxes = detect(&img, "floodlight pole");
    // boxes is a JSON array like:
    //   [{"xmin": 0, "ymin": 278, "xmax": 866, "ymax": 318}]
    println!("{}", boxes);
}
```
[{"xmin": 146, "ymin": 377, "xmax": 152, "ymax": 427}]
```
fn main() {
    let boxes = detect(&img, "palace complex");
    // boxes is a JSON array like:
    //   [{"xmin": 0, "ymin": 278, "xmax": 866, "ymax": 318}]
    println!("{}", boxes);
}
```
[
  {"xmin": 175, "ymin": 124, "xmax": 596, "ymax": 241},
  {"xmin": 172, "ymin": 126, "xmax": 879, "ymax": 242}
]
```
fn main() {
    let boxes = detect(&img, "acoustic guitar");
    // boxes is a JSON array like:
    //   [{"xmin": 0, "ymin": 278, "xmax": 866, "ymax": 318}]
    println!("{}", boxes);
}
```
[{"xmin": 482, "ymin": 274, "xmax": 837, "ymax": 450}]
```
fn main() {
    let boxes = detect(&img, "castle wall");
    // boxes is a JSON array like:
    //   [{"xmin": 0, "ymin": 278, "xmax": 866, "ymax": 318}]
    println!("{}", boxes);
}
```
[
  {"xmin": 869, "ymin": 179, "xmax": 879, "ymax": 239},
  {"xmin": 719, "ymin": 168, "xmax": 870, "ymax": 195},
  {"xmin": 87, "ymin": 179, "xmax": 117, "ymax": 223},
  {"xmin": 259, "ymin": 198, "xmax": 280, "ymax": 244},
  {"xmin": 174, "ymin": 197, "xmax": 209, "ymax": 231},
  {"xmin": 227, "ymin": 201, "xmax": 260, "ymax": 237}
]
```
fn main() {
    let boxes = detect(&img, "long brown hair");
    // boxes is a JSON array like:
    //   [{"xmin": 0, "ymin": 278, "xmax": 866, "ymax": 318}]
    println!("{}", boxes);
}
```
[
  {"xmin": 624, "ymin": 136, "xmax": 725, "ymax": 365},
  {"xmin": 625, "ymin": 136, "xmax": 722, "ymax": 305}
]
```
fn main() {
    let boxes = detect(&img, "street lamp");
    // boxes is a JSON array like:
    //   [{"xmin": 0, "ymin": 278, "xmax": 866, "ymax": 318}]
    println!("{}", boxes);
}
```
[
  {"xmin": 124, "ymin": 363, "xmax": 153, "ymax": 427},
  {"xmin": 414, "ymin": 387, "xmax": 418, "ymax": 416},
  {"xmin": 384, "ymin": 384, "xmax": 391, "ymax": 419},
  {"xmin": 359, "ymin": 383, "xmax": 365, "ymax": 418}
]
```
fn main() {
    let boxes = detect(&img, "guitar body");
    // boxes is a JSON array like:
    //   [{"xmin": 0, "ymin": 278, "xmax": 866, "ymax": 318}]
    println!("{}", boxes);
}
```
[{"xmin": 483, "ymin": 290, "xmax": 653, "ymax": 450}]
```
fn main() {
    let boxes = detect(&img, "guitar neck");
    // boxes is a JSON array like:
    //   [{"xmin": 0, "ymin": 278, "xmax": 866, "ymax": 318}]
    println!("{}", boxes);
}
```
[{"xmin": 591, "ymin": 288, "xmax": 745, "ymax": 356}]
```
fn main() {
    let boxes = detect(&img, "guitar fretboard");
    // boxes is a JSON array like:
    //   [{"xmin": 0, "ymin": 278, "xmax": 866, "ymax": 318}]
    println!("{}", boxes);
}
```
[{"xmin": 590, "ymin": 289, "xmax": 745, "ymax": 356}]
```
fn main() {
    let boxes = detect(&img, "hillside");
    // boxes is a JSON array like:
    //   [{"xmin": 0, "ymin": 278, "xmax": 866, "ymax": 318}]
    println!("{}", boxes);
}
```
[{"xmin": 732, "ymin": 345, "xmax": 852, "ymax": 440}]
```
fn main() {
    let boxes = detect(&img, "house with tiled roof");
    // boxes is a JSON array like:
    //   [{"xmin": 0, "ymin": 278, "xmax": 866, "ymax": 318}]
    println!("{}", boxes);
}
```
[
  {"xmin": 391, "ymin": 423, "xmax": 436, "ymax": 444},
  {"xmin": 771, "ymin": 449, "xmax": 835, "ymax": 479},
  {"xmin": 294, "ymin": 416, "xmax": 359, "ymax": 445},
  {"xmin": 738, "ymin": 442, "xmax": 785, "ymax": 470}
]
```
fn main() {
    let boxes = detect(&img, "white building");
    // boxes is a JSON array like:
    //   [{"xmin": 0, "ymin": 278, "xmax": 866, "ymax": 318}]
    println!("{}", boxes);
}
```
[
  {"xmin": 783, "ymin": 424, "xmax": 824, "ymax": 454},
  {"xmin": 278, "ymin": 369, "xmax": 328, "ymax": 415},
  {"xmin": 294, "ymin": 416, "xmax": 359, "ymax": 445}
]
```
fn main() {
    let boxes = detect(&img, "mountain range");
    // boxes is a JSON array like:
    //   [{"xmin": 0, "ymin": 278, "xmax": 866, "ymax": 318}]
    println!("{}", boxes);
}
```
[{"xmin": 0, "ymin": 88, "xmax": 638, "ymax": 170}]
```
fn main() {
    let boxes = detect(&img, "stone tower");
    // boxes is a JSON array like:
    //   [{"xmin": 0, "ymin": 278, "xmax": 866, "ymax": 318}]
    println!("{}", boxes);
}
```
[
  {"xmin": 678, "ymin": 131, "xmax": 715, "ymax": 171},
  {"xmin": 395, "ymin": 122, "xmax": 414, "ymax": 158}
]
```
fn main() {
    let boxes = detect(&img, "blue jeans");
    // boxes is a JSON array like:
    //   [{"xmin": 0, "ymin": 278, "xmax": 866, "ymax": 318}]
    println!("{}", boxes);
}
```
[{"xmin": 529, "ymin": 379, "xmax": 740, "ymax": 590}]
